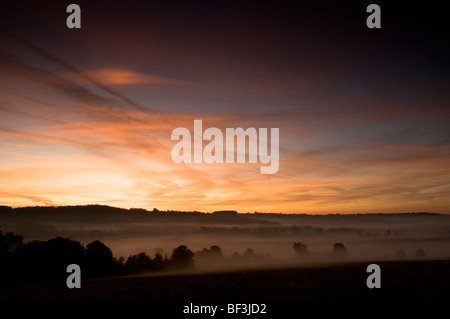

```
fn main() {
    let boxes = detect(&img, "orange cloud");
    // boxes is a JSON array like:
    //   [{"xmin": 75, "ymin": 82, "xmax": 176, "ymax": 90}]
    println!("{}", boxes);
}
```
[
  {"xmin": 80, "ymin": 68, "xmax": 189, "ymax": 86},
  {"xmin": 1, "ymin": 30, "xmax": 449, "ymax": 214},
  {"xmin": 1, "ymin": 105, "xmax": 450, "ymax": 214}
]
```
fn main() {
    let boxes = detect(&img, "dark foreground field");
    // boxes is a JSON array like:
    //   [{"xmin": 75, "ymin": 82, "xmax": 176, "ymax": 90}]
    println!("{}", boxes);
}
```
[
  {"xmin": 1, "ymin": 259, "xmax": 448, "ymax": 316},
  {"xmin": 1, "ymin": 259, "xmax": 449, "ymax": 299}
]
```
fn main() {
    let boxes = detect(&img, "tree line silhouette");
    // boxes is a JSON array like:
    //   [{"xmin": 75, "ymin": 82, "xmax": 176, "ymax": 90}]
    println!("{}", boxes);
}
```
[
  {"xmin": 0, "ymin": 229, "xmax": 356, "ymax": 285},
  {"xmin": 0, "ymin": 228, "xmax": 273, "ymax": 285},
  {"xmin": 1, "ymin": 228, "xmax": 429, "ymax": 285},
  {"xmin": 292, "ymin": 241, "xmax": 427, "ymax": 259},
  {"xmin": 0, "ymin": 229, "xmax": 195, "ymax": 284},
  {"xmin": 292, "ymin": 241, "xmax": 348, "ymax": 258}
]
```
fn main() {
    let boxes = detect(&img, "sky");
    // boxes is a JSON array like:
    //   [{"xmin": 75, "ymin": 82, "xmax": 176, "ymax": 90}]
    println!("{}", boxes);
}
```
[{"xmin": 0, "ymin": 1, "xmax": 449, "ymax": 214}]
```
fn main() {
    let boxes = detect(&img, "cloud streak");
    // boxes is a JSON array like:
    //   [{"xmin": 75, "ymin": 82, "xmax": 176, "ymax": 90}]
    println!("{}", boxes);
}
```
[
  {"xmin": 0, "ymin": 3, "xmax": 449, "ymax": 213},
  {"xmin": 0, "ymin": 28, "xmax": 155, "ymax": 113}
]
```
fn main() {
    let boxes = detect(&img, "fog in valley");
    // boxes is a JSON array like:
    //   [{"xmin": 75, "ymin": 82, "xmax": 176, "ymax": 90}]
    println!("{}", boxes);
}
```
[{"xmin": 1, "ymin": 206, "xmax": 449, "ymax": 273}]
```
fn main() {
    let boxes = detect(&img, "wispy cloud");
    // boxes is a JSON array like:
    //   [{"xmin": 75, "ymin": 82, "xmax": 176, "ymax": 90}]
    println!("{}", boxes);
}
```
[
  {"xmin": 80, "ymin": 68, "xmax": 190, "ymax": 86},
  {"xmin": 0, "ymin": 28, "xmax": 154, "ymax": 112},
  {"xmin": 0, "ymin": 14, "xmax": 449, "ymax": 213}
]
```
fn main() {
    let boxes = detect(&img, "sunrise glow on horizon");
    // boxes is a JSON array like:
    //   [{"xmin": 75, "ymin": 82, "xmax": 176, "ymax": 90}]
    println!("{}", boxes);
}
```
[{"xmin": 1, "ymin": 2, "xmax": 449, "ymax": 214}]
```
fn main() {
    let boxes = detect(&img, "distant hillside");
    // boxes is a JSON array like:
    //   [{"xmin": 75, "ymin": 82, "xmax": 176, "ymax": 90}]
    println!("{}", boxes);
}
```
[
  {"xmin": 1, "ymin": 204, "xmax": 448, "ymax": 231},
  {"xmin": 1, "ymin": 204, "xmax": 450, "ymax": 261},
  {"xmin": 0, "ymin": 205, "xmax": 277, "ymax": 225},
  {"xmin": 0, "ymin": 205, "xmax": 447, "ymax": 220}
]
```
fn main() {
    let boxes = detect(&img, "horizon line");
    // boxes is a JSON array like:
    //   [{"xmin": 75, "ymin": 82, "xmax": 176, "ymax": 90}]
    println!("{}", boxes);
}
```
[{"xmin": 1, "ymin": 204, "xmax": 447, "ymax": 216}]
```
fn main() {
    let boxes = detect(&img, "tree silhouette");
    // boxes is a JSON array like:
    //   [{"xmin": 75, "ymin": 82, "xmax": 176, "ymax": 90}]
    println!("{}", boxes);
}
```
[
  {"xmin": 196, "ymin": 245, "xmax": 223, "ymax": 259},
  {"xmin": 0, "ymin": 230, "xmax": 23, "ymax": 257},
  {"xmin": 292, "ymin": 242, "xmax": 308, "ymax": 257},
  {"xmin": 153, "ymin": 252, "xmax": 165, "ymax": 270},
  {"xmin": 196, "ymin": 248, "xmax": 211, "ymax": 258},
  {"xmin": 332, "ymin": 242, "xmax": 347, "ymax": 257},
  {"xmin": 210, "ymin": 245, "xmax": 223, "ymax": 257},
  {"xmin": 44, "ymin": 237, "xmax": 85, "ymax": 280},
  {"xmin": 0, "ymin": 230, "xmax": 24, "ymax": 283},
  {"xmin": 243, "ymin": 248, "xmax": 255, "ymax": 259},
  {"xmin": 0, "ymin": 229, "xmax": 182, "ymax": 283},
  {"xmin": 171, "ymin": 245, "xmax": 194, "ymax": 268},
  {"xmin": 125, "ymin": 252, "xmax": 153, "ymax": 274},
  {"xmin": 415, "ymin": 248, "xmax": 426, "ymax": 259},
  {"xmin": 84, "ymin": 240, "xmax": 118, "ymax": 277},
  {"xmin": 8, "ymin": 237, "xmax": 85, "ymax": 282}
]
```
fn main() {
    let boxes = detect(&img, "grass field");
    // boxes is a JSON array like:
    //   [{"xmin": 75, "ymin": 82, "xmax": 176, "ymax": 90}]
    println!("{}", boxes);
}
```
[{"xmin": 1, "ymin": 259, "xmax": 449, "ymax": 300}]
